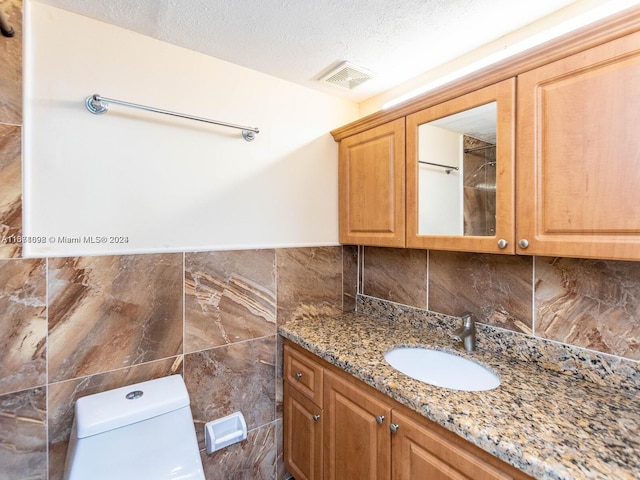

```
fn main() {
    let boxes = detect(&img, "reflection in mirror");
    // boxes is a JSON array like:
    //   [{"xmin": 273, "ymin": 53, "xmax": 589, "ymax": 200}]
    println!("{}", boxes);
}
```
[{"xmin": 417, "ymin": 102, "xmax": 496, "ymax": 236}]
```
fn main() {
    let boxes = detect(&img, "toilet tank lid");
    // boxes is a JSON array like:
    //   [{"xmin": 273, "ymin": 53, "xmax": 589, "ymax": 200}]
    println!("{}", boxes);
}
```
[{"xmin": 75, "ymin": 375, "xmax": 191, "ymax": 439}]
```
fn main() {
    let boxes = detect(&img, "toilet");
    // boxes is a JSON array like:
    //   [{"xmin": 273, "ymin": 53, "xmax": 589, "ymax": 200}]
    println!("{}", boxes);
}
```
[{"xmin": 63, "ymin": 374, "xmax": 205, "ymax": 480}]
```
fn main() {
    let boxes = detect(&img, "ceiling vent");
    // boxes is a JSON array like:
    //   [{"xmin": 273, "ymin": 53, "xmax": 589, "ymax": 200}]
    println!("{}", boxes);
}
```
[{"xmin": 320, "ymin": 62, "xmax": 375, "ymax": 90}]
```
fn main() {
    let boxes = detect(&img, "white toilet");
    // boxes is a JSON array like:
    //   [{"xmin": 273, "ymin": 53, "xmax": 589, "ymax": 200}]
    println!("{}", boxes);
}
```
[{"xmin": 63, "ymin": 374, "xmax": 205, "ymax": 480}]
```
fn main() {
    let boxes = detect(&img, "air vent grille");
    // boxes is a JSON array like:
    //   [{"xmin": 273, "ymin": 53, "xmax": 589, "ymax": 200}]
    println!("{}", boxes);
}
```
[{"xmin": 321, "ymin": 62, "xmax": 374, "ymax": 90}]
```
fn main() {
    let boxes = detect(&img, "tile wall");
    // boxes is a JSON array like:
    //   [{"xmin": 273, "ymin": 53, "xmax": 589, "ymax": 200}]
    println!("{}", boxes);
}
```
[
  {"xmin": 361, "ymin": 247, "xmax": 640, "ymax": 362},
  {"xmin": 1, "ymin": 246, "xmax": 357, "ymax": 479}
]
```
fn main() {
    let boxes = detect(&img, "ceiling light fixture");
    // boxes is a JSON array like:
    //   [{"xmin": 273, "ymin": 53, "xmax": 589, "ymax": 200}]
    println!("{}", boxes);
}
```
[{"xmin": 383, "ymin": 0, "xmax": 639, "ymax": 109}]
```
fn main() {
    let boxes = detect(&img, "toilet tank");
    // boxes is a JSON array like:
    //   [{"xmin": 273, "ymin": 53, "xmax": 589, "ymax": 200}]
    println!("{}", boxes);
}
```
[{"xmin": 64, "ymin": 375, "xmax": 205, "ymax": 480}]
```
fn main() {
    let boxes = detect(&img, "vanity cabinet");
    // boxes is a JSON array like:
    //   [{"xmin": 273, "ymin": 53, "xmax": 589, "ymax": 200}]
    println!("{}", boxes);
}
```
[
  {"xmin": 338, "ymin": 118, "xmax": 405, "ymax": 247},
  {"xmin": 516, "ymin": 30, "xmax": 640, "ymax": 260},
  {"xmin": 282, "ymin": 340, "xmax": 532, "ymax": 480}
]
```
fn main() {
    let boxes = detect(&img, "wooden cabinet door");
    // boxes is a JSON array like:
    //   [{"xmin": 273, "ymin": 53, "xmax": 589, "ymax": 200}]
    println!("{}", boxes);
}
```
[
  {"xmin": 391, "ymin": 410, "xmax": 515, "ymax": 480},
  {"xmin": 517, "ymin": 31, "xmax": 640, "ymax": 260},
  {"xmin": 339, "ymin": 118, "xmax": 405, "ymax": 247},
  {"xmin": 324, "ymin": 370, "xmax": 392, "ymax": 480},
  {"xmin": 283, "ymin": 382, "xmax": 323, "ymax": 480}
]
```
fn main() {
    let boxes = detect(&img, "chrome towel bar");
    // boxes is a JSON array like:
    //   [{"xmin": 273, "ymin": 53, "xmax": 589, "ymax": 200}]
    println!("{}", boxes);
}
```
[
  {"xmin": 418, "ymin": 160, "xmax": 459, "ymax": 174},
  {"xmin": 85, "ymin": 94, "xmax": 260, "ymax": 141}
]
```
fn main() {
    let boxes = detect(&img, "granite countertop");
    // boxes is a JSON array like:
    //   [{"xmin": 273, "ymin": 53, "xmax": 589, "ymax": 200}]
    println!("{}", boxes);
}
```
[{"xmin": 278, "ymin": 306, "xmax": 640, "ymax": 480}]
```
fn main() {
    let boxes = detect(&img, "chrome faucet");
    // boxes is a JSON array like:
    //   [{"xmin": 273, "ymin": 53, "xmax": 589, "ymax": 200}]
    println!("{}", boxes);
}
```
[{"xmin": 452, "ymin": 313, "xmax": 476, "ymax": 352}]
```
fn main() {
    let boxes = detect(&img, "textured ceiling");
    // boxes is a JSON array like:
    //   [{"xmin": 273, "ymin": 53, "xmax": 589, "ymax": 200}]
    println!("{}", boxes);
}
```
[{"xmin": 36, "ymin": 0, "xmax": 582, "ymax": 102}]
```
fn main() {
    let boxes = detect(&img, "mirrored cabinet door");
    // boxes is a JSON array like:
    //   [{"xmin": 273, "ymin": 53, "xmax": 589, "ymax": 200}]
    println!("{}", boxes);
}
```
[{"xmin": 406, "ymin": 78, "xmax": 516, "ymax": 253}]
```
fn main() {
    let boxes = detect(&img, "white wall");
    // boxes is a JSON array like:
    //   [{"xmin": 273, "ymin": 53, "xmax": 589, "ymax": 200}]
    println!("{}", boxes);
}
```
[{"xmin": 23, "ymin": 2, "xmax": 358, "ymax": 256}]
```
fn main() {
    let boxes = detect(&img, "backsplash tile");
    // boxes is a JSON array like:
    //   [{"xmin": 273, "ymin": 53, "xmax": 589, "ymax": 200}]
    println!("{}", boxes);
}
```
[
  {"xmin": 0, "ymin": 258, "xmax": 46, "ymax": 396},
  {"xmin": 536, "ymin": 257, "xmax": 640, "ymax": 361},
  {"xmin": 429, "ymin": 250, "xmax": 533, "ymax": 333},
  {"xmin": 342, "ymin": 245, "xmax": 358, "ymax": 312},
  {"xmin": 0, "ymin": 124, "xmax": 22, "ymax": 258},
  {"xmin": 47, "ymin": 254, "xmax": 183, "ymax": 382},
  {"xmin": 362, "ymin": 247, "xmax": 427, "ymax": 308},
  {"xmin": 185, "ymin": 249, "xmax": 276, "ymax": 353},
  {"xmin": 357, "ymin": 295, "xmax": 640, "ymax": 391},
  {"xmin": 360, "ymin": 248, "xmax": 640, "ymax": 363}
]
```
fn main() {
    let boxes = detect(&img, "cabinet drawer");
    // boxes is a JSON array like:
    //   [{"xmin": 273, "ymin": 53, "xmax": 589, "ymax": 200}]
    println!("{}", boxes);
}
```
[{"xmin": 284, "ymin": 344, "xmax": 323, "ymax": 406}]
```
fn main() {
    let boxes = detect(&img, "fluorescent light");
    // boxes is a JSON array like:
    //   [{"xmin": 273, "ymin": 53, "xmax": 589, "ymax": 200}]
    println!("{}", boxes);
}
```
[{"xmin": 383, "ymin": 0, "xmax": 640, "ymax": 110}]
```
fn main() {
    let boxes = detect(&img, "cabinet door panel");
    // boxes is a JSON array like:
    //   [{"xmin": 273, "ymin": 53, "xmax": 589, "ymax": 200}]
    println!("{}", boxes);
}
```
[
  {"xmin": 283, "ymin": 383, "xmax": 322, "ymax": 480},
  {"xmin": 517, "ymin": 31, "xmax": 640, "ymax": 260},
  {"xmin": 339, "ymin": 118, "xmax": 405, "ymax": 247},
  {"xmin": 391, "ymin": 410, "xmax": 512, "ymax": 480},
  {"xmin": 324, "ymin": 371, "xmax": 391, "ymax": 480}
]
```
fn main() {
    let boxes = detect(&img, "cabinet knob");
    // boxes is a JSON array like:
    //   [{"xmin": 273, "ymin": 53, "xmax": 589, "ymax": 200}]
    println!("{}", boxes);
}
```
[
  {"xmin": 294, "ymin": 372, "xmax": 303, "ymax": 379},
  {"xmin": 312, "ymin": 414, "xmax": 320, "ymax": 422},
  {"xmin": 389, "ymin": 423, "xmax": 399, "ymax": 434},
  {"xmin": 375, "ymin": 415, "xmax": 385, "ymax": 425},
  {"xmin": 518, "ymin": 239, "xmax": 529, "ymax": 249},
  {"xmin": 497, "ymin": 239, "xmax": 508, "ymax": 249}
]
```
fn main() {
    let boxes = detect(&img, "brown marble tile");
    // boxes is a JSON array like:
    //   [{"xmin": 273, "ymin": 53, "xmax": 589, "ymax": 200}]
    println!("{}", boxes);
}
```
[
  {"xmin": 184, "ymin": 336, "xmax": 276, "ymax": 449},
  {"xmin": 276, "ymin": 246, "xmax": 343, "ymax": 327},
  {"xmin": 185, "ymin": 250, "xmax": 276, "ymax": 353},
  {"xmin": 342, "ymin": 245, "xmax": 358, "ymax": 313},
  {"xmin": 0, "ymin": 387, "xmax": 47, "ymax": 480},
  {"xmin": 0, "ymin": 124, "xmax": 22, "ymax": 258},
  {"xmin": 47, "ymin": 357, "xmax": 182, "ymax": 480},
  {"xmin": 202, "ymin": 421, "xmax": 277, "ymax": 480},
  {"xmin": 429, "ymin": 251, "xmax": 533, "ymax": 333},
  {"xmin": 275, "ymin": 419, "xmax": 292, "ymax": 480},
  {"xmin": 275, "ymin": 335, "xmax": 284, "ymax": 420},
  {"xmin": 48, "ymin": 254, "xmax": 183, "ymax": 382},
  {"xmin": 362, "ymin": 247, "xmax": 427, "ymax": 308},
  {"xmin": 0, "ymin": 0, "xmax": 22, "ymax": 124},
  {"xmin": 0, "ymin": 258, "xmax": 46, "ymax": 395},
  {"xmin": 535, "ymin": 257, "xmax": 640, "ymax": 360}
]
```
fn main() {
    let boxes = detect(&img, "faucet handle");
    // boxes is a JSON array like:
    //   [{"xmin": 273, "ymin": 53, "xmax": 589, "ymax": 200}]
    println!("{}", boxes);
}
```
[
  {"xmin": 460, "ymin": 313, "xmax": 474, "ymax": 328},
  {"xmin": 452, "ymin": 313, "xmax": 476, "ymax": 352}
]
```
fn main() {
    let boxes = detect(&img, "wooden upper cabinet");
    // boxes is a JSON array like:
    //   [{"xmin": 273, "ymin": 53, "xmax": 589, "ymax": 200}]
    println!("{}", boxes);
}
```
[
  {"xmin": 406, "ymin": 79, "xmax": 516, "ymax": 254},
  {"xmin": 338, "ymin": 118, "xmax": 405, "ymax": 247},
  {"xmin": 517, "ymin": 30, "xmax": 640, "ymax": 260}
]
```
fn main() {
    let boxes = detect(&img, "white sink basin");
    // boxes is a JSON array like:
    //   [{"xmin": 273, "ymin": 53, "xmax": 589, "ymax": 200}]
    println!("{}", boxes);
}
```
[{"xmin": 384, "ymin": 347, "xmax": 500, "ymax": 391}]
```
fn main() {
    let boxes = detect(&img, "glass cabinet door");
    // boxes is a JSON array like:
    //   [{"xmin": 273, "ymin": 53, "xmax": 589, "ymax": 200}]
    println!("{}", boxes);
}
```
[{"xmin": 406, "ymin": 78, "xmax": 516, "ymax": 254}]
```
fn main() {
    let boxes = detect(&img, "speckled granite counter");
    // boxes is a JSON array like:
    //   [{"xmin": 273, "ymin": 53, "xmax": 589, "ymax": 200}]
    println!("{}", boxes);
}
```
[{"xmin": 278, "ymin": 298, "xmax": 640, "ymax": 480}]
